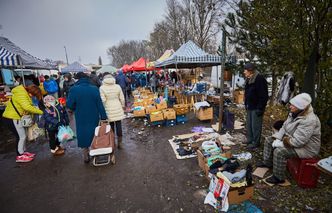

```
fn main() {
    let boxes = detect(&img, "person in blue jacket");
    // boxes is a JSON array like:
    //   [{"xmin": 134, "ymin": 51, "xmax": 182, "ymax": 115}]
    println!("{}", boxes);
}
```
[
  {"xmin": 115, "ymin": 70, "xmax": 129, "ymax": 104},
  {"xmin": 66, "ymin": 72, "xmax": 107, "ymax": 163}
]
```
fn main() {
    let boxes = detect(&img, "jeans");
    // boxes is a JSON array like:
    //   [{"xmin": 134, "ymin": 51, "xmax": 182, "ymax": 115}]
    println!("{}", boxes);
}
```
[{"xmin": 3, "ymin": 118, "xmax": 26, "ymax": 155}]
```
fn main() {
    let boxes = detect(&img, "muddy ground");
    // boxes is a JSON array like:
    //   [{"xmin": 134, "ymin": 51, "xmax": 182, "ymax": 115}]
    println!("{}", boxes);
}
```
[{"xmin": 0, "ymin": 109, "xmax": 331, "ymax": 213}]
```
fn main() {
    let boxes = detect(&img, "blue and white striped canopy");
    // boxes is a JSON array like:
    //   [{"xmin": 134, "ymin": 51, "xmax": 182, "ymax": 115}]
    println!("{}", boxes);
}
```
[
  {"xmin": 0, "ymin": 36, "xmax": 53, "ymax": 69},
  {"xmin": 61, "ymin": 61, "xmax": 89, "ymax": 73},
  {"xmin": 0, "ymin": 46, "xmax": 20, "ymax": 67},
  {"xmin": 155, "ymin": 40, "xmax": 222, "ymax": 68}
]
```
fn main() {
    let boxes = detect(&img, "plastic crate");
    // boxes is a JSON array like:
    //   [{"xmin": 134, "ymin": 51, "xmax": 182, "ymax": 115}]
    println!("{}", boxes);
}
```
[
  {"xmin": 287, "ymin": 158, "xmax": 320, "ymax": 188},
  {"xmin": 165, "ymin": 119, "xmax": 176, "ymax": 127},
  {"xmin": 150, "ymin": 120, "xmax": 164, "ymax": 127},
  {"xmin": 176, "ymin": 115, "xmax": 188, "ymax": 124}
]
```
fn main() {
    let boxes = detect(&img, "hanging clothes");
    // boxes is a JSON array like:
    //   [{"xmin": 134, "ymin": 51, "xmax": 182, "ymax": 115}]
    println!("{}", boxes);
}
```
[{"xmin": 276, "ymin": 72, "xmax": 295, "ymax": 105}]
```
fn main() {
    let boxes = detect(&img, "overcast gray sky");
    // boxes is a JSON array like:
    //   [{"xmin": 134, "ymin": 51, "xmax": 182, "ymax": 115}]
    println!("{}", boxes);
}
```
[{"xmin": 0, "ymin": 0, "xmax": 166, "ymax": 65}]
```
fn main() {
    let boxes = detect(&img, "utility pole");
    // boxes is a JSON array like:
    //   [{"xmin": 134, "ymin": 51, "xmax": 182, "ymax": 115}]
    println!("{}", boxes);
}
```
[
  {"xmin": 64, "ymin": 46, "xmax": 69, "ymax": 65},
  {"xmin": 218, "ymin": 30, "xmax": 227, "ymax": 133}
]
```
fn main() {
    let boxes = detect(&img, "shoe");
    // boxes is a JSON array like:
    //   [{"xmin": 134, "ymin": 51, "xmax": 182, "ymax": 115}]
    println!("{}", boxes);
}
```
[
  {"xmin": 23, "ymin": 152, "xmax": 36, "ymax": 158},
  {"xmin": 16, "ymin": 155, "xmax": 34, "ymax": 163},
  {"xmin": 256, "ymin": 161, "xmax": 272, "ymax": 169},
  {"xmin": 52, "ymin": 149, "xmax": 65, "ymax": 156},
  {"xmin": 57, "ymin": 146, "xmax": 66, "ymax": 151},
  {"xmin": 266, "ymin": 175, "xmax": 285, "ymax": 184},
  {"xmin": 241, "ymin": 141, "xmax": 250, "ymax": 146},
  {"xmin": 247, "ymin": 144, "xmax": 259, "ymax": 150}
]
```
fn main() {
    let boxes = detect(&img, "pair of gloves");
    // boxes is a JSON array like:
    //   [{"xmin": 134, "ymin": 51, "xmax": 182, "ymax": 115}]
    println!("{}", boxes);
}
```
[{"xmin": 272, "ymin": 136, "xmax": 292, "ymax": 148}]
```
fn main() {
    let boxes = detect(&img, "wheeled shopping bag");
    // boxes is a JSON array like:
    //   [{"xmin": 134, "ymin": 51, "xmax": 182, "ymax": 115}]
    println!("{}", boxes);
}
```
[{"xmin": 89, "ymin": 121, "xmax": 116, "ymax": 166}]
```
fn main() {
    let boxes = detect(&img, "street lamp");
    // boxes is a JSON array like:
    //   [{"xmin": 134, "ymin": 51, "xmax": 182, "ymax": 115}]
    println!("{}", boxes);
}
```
[{"xmin": 64, "ymin": 46, "xmax": 69, "ymax": 65}]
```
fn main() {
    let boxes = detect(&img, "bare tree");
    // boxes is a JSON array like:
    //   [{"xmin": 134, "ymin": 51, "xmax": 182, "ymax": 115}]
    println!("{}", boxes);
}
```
[{"xmin": 107, "ymin": 40, "xmax": 153, "ymax": 68}]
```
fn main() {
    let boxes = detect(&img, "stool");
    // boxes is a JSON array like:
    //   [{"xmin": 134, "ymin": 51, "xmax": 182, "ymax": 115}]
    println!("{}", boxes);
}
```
[{"xmin": 287, "ymin": 158, "xmax": 320, "ymax": 188}]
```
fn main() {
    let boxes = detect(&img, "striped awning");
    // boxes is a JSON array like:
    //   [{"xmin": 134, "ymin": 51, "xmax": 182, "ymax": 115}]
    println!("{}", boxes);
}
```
[
  {"xmin": 0, "ymin": 36, "xmax": 54, "ymax": 69},
  {"xmin": 155, "ymin": 40, "xmax": 221, "ymax": 68},
  {"xmin": 0, "ymin": 46, "xmax": 21, "ymax": 67}
]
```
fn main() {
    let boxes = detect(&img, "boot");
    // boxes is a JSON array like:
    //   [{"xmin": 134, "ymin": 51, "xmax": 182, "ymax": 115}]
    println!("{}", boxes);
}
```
[
  {"xmin": 82, "ymin": 148, "xmax": 90, "ymax": 163},
  {"xmin": 117, "ymin": 136, "xmax": 122, "ymax": 149}
]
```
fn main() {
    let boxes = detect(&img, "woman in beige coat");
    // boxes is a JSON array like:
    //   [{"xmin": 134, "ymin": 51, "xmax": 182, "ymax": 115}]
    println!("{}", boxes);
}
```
[{"xmin": 100, "ymin": 74, "xmax": 125, "ymax": 148}]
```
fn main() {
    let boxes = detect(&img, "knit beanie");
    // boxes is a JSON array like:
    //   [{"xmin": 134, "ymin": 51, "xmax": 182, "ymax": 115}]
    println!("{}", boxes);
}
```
[
  {"xmin": 289, "ymin": 93, "xmax": 312, "ymax": 110},
  {"xmin": 43, "ymin": 95, "xmax": 56, "ymax": 106}
]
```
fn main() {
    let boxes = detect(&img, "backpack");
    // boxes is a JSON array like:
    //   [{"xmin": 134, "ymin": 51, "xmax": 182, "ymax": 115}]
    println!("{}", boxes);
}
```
[{"xmin": 43, "ymin": 80, "xmax": 58, "ymax": 94}]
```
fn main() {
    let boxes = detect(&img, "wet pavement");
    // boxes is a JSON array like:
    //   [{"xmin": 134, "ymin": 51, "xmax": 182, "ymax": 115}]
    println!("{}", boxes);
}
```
[{"xmin": 0, "ymin": 113, "xmax": 215, "ymax": 213}]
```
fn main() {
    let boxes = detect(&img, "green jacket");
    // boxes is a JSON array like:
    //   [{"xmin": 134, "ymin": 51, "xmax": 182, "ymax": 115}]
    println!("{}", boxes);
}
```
[{"xmin": 2, "ymin": 85, "xmax": 43, "ymax": 120}]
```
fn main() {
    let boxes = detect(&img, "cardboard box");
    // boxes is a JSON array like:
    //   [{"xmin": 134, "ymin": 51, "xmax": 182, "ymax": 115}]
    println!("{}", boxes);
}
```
[
  {"xmin": 228, "ymin": 186, "xmax": 254, "ymax": 204},
  {"xmin": 156, "ymin": 101, "xmax": 167, "ymax": 110},
  {"xmin": 173, "ymin": 104, "xmax": 189, "ymax": 115},
  {"xmin": 233, "ymin": 90, "xmax": 244, "ymax": 104},
  {"xmin": 133, "ymin": 109, "xmax": 146, "ymax": 117},
  {"xmin": 196, "ymin": 107, "xmax": 213, "ymax": 120},
  {"xmin": 150, "ymin": 111, "xmax": 164, "ymax": 122},
  {"xmin": 162, "ymin": 108, "xmax": 176, "ymax": 120},
  {"xmin": 145, "ymin": 105, "xmax": 157, "ymax": 114},
  {"xmin": 133, "ymin": 101, "xmax": 144, "ymax": 107}
]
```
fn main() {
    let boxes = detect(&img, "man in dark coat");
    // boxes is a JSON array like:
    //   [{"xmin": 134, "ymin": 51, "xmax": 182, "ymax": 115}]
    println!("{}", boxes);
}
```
[
  {"xmin": 89, "ymin": 71, "xmax": 101, "ymax": 87},
  {"xmin": 243, "ymin": 63, "xmax": 268, "ymax": 149},
  {"xmin": 66, "ymin": 72, "xmax": 107, "ymax": 163},
  {"xmin": 115, "ymin": 70, "xmax": 128, "ymax": 103}
]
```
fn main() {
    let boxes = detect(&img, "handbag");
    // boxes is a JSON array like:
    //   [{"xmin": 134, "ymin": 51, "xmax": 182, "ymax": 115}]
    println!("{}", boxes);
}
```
[
  {"xmin": 10, "ymin": 99, "xmax": 34, "ymax": 127},
  {"xmin": 27, "ymin": 123, "xmax": 44, "ymax": 141}
]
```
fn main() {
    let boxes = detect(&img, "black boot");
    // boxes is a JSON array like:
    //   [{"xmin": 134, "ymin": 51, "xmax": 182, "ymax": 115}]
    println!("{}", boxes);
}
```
[
  {"xmin": 83, "ymin": 148, "xmax": 90, "ymax": 163},
  {"xmin": 117, "ymin": 136, "xmax": 122, "ymax": 149},
  {"xmin": 266, "ymin": 175, "xmax": 285, "ymax": 184}
]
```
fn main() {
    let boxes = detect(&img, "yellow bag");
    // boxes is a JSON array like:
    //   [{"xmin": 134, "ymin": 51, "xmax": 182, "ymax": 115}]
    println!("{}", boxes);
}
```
[{"xmin": 39, "ymin": 83, "xmax": 48, "ymax": 95}]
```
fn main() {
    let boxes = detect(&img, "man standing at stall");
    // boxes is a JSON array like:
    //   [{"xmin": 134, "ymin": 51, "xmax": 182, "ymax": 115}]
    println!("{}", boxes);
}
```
[{"xmin": 243, "ymin": 63, "xmax": 268, "ymax": 150}]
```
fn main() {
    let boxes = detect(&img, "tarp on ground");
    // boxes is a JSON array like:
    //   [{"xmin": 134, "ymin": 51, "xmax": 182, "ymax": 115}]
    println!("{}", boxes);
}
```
[
  {"xmin": 147, "ymin": 49, "xmax": 174, "ymax": 68},
  {"xmin": 61, "ymin": 61, "xmax": 90, "ymax": 73},
  {"xmin": 155, "ymin": 40, "xmax": 221, "ymax": 69},
  {"xmin": 96, "ymin": 65, "xmax": 117, "ymax": 74},
  {"xmin": 0, "ymin": 36, "xmax": 54, "ymax": 69}
]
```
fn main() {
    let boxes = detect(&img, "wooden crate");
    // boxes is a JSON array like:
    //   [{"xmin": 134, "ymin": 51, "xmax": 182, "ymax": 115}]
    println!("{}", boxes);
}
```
[
  {"xmin": 156, "ymin": 101, "xmax": 167, "ymax": 110},
  {"xmin": 133, "ymin": 109, "xmax": 146, "ymax": 117},
  {"xmin": 173, "ymin": 104, "xmax": 189, "ymax": 115},
  {"xmin": 150, "ymin": 111, "xmax": 164, "ymax": 122},
  {"xmin": 196, "ymin": 107, "xmax": 213, "ymax": 120},
  {"xmin": 162, "ymin": 108, "xmax": 176, "ymax": 120}
]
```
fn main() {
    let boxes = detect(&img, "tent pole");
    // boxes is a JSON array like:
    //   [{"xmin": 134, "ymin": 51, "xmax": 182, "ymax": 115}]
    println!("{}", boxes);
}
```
[
  {"xmin": 19, "ymin": 56, "xmax": 25, "ymax": 86},
  {"xmin": 218, "ymin": 30, "xmax": 226, "ymax": 133}
]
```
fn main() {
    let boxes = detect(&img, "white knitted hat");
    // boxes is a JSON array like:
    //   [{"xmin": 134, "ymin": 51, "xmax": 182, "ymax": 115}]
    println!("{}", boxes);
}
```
[{"xmin": 289, "ymin": 93, "xmax": 312, "ymax": 110}]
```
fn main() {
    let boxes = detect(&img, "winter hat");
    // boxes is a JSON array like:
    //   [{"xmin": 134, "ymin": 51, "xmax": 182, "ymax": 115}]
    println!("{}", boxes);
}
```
[
  {"xmin": 289, "ymin": 93, "xmax": 312, "ymax": 110},
  {"xmin": 43, "ymin": 95, "xmax": 56, "ymax": 106},
  {"xmin": 244, "ymin": 63, "xmax": 255, "ymax": 71}
]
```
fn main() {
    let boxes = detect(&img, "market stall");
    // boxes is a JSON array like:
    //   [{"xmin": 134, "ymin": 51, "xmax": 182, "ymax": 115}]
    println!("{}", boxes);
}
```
[{"xmin": 61, "ymin": 61, "xmax": 90, "ymax": 73}]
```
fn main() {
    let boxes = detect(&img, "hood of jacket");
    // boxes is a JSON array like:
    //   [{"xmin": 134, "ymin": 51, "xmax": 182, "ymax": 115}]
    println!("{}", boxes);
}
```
[{"xmin": 103, "ymin": 76, "xmax": 115, "ymax": 85}]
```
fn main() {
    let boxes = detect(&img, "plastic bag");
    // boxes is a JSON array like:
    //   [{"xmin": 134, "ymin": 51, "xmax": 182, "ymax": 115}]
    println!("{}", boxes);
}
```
[{"xmin": 57, "ymin": 125, "xmax": 75, "ymax": 143}]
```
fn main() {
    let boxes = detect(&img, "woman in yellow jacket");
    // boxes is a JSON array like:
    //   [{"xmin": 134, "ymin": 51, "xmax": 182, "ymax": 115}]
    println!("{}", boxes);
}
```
[{"xmin": 2, "ymin": 84, "xmax": 43, "ymax": 163}]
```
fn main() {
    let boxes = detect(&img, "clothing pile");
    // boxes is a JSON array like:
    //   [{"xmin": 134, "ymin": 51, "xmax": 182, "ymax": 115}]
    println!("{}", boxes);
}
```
[{"xmin": 173, "ymin": 133, "xmax": 218, "ymax": 157}]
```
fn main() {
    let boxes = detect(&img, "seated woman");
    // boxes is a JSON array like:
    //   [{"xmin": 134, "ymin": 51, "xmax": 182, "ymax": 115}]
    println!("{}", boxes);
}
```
[{"xmin": 257, "ymin": 93, "xmax": 321, "ymax": 184}]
